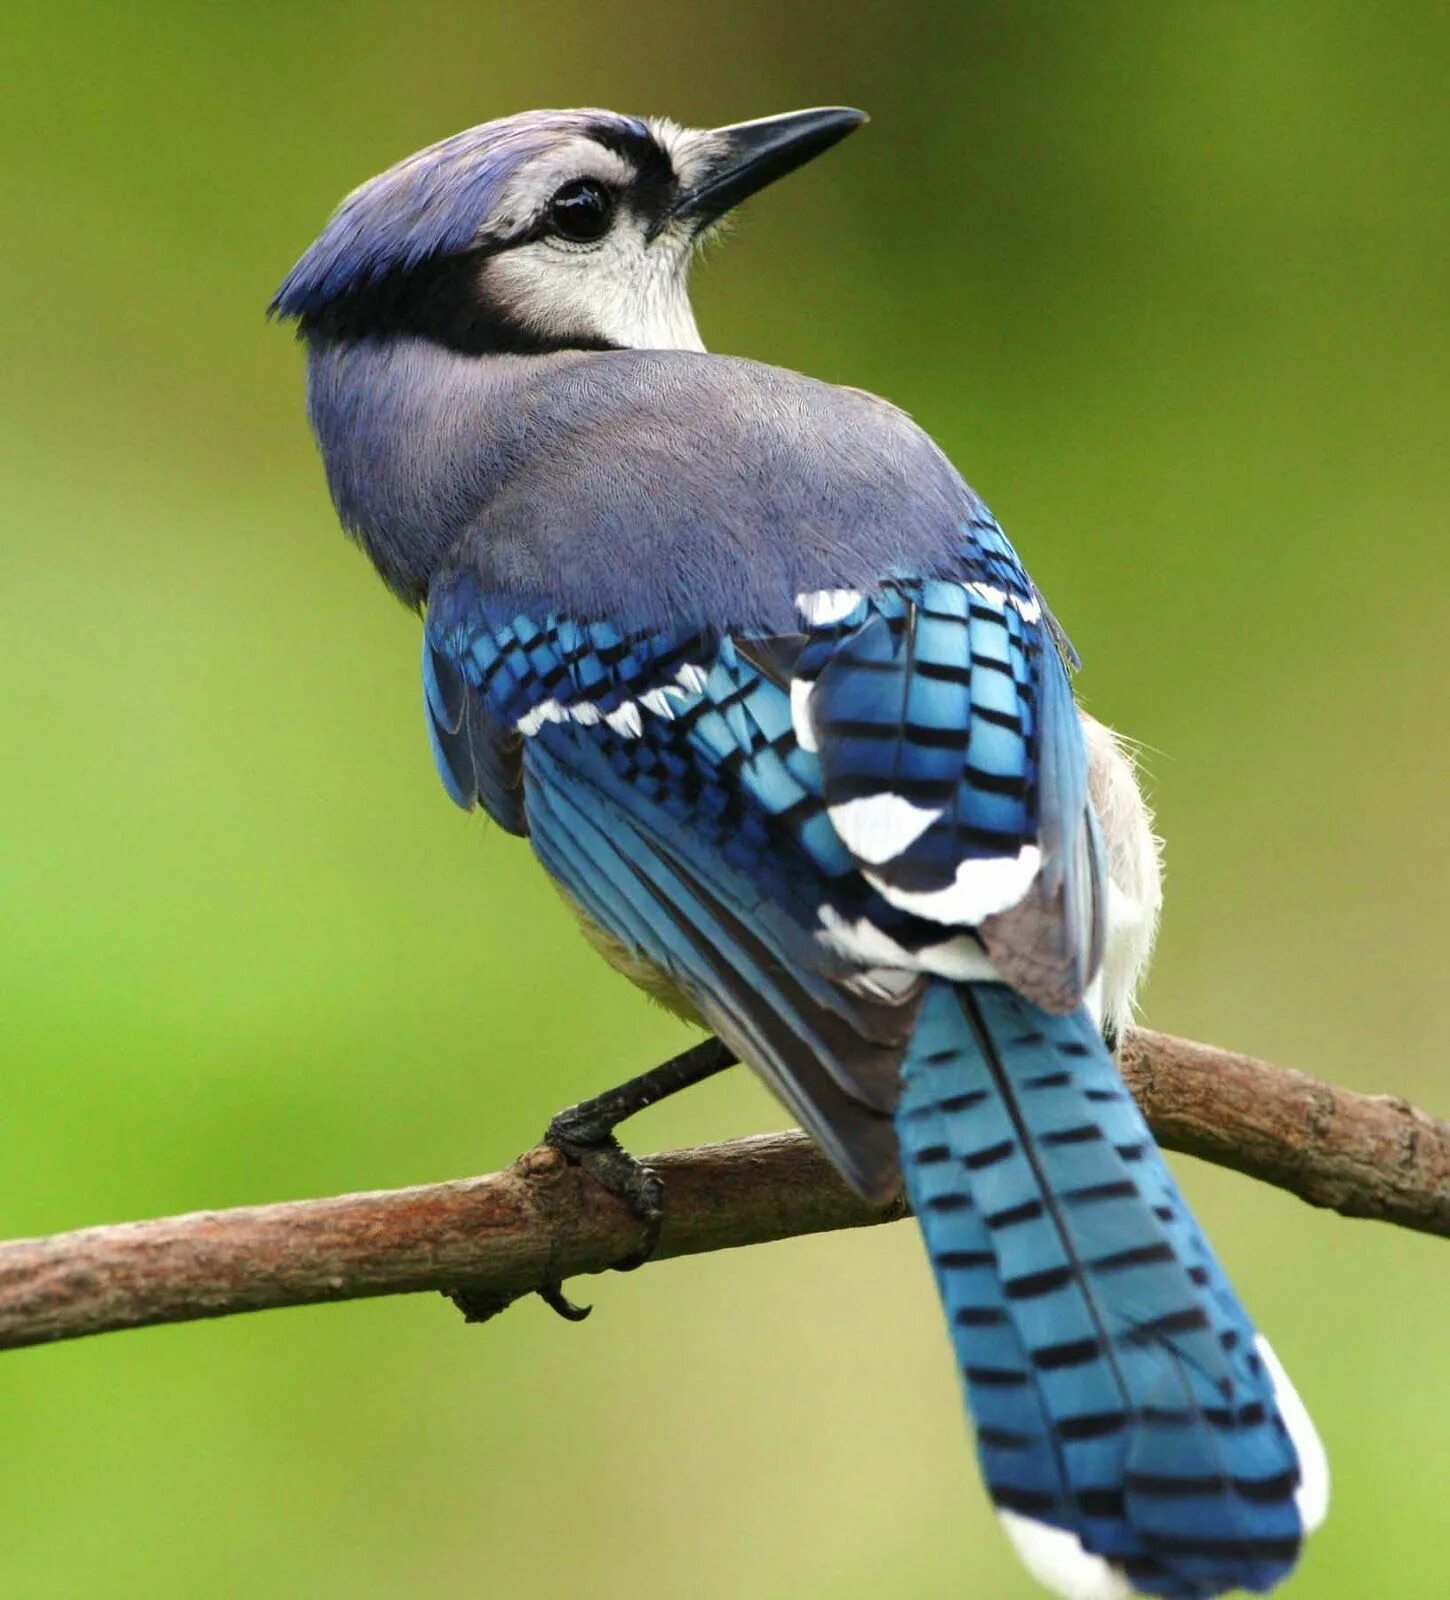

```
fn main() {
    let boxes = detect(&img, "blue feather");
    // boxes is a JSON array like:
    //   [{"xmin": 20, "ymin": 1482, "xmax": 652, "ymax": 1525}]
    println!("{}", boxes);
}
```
[
  {"xmin": 420, "ymin": 507, "xmax": 1317, "ymax": 1597},
  {"xmin": 270, "ymin": 111, "xmax": 656, "ymax": 318},
  {"xmin": 899, "ymin": 983, "xmax": 1305, "ymax": 1596}
]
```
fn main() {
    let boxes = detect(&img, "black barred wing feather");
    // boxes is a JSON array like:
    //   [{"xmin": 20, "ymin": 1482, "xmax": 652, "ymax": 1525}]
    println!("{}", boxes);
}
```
[
  {"xmin": 425, "ymin": 566, "xmax": 932, "ymax": 1198},
  {"xmin": 422, "ymin": 509, "xmax": 1102, "ymax": 1191},
  {"xmin": 791, "ymin": 516, "xmax": 1104, "ymax": 1012}
]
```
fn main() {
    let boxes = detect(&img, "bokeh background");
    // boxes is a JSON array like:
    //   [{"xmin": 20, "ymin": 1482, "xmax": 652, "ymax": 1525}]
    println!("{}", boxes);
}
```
[{"xmin": 2, "ymin": 3, "xmax": 1446, "ymax": 1596}]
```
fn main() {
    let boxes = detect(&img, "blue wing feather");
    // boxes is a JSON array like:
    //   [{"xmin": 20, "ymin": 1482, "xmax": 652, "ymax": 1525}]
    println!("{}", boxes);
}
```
[
  {"xmin": 422, "ymin": 628, "xmax": 525, "ymax": 830},
  {"xmin": 420, "ymin": 499, "xmax": 1315, "ymax": 1598},
  {"xmin": 794, "ymin": 511, "xmax": 1102, "ymax": 1007},
  {"xmin": 523, "ymin": 723, "xmax": 913, "ymax": 1194}
]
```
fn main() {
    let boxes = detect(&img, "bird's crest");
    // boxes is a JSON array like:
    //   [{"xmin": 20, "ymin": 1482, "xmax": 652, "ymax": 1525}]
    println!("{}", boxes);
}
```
[{"xmin": 269, "ymin": 110, "xmax": 654, "ymax": 320}]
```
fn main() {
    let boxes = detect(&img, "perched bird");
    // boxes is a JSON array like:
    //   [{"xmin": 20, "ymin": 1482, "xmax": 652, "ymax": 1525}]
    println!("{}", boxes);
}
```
[{"xmin": 273, "ymin": 107, "xmax": 1327, "ymax": 1598}]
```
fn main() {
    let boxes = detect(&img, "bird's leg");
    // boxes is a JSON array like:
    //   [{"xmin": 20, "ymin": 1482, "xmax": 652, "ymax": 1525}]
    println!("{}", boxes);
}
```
[
  {"xmin": 544, "ymin": 1036, "xmax": 737, "ymax": 1289},
  {"xmin": 448, "ymin": 1036, "xmax": 738, "ymax": 1327}
]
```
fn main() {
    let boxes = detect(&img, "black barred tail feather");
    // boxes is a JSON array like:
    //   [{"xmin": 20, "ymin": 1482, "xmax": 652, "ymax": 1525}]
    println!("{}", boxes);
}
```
[
  {"xmin": 896, "ymin": 982, "xmax": 1327, "ymax": 1599},
  {"xmin": 418, "ymin": 488, "xmax": 1327, "ymax": 1599}
]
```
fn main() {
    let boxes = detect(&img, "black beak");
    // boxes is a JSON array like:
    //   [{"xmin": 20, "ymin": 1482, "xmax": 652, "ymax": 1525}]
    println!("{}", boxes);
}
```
[{"xmin": 670, "ymin": 106, "xmax": 867, "ymax": 229}]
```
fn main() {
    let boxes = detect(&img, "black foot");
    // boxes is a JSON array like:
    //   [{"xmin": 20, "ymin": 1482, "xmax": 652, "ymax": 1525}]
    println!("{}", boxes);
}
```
[
  {"xmin": 433, "ymin": 1038, "xmax": 739, "ymax": 1325},
  {"xmin": 545, "ymin": 1106, "xmax": 667, "ymax": 1273},
  {"xmin": 444, "ymin": 1278, "xmax": 594, "ymax": 1328},
  {"xmin": 543, "ymin": 1037, "xmax": 738, "ymax": 1285}
]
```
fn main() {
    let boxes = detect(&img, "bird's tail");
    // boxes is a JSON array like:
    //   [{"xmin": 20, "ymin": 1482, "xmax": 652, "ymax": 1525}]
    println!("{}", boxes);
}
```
[{"xmin": 895, "ymin": 981, "xmax": 1327, "ymax": 1599}]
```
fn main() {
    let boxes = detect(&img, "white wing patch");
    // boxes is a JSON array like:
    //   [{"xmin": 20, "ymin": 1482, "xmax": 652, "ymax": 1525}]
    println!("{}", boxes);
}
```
[
  {"xmin": 869, "ymin": 844, "xmax": 1042, "ymax": 926},
  {"xmin": 517, "ymin": 697, "xmax": 603, "ymax": 736},
  {"xmin": 515, "ymin": 661, "xmax": 714, "ymax": 741},
  {"xmin": 795, "ymin": 580, "xmax": 1038, "ymax": 629},
  {"xmin": 604, "ymin": 701, "xmax": 643, "ymax": 738},
  {"xmin": 790, "ymin": 579, "xmax": 1052, "ymax": 928},
  {"xmin": 795, "ymin": 587, "xmax": 864, "ymax": 627},
  {"xmin": 790, "ymin": 678, "xmax": 820, "ymax": 754},
  {"xmin": 815, "ymin": 907, "xmax": 1001, "ymax": 983},
  {"xmin": 827, "ymin": 793, "xmax": 940, "ymax": 865},
  {"xmin": 997, "ymin": 1513, "xmax": 1133, "ymax": 1600},
  {"xmin": 638, "ymin": 687, "xmax": 677, "ymax": 720},
  {"xmin": 1256, "ymin": 1336, "xmax": 1330, "ymax": 1534},
  {"xmin": 966, "ymin": 578, "xmax": 1042, "ymax": 625}
]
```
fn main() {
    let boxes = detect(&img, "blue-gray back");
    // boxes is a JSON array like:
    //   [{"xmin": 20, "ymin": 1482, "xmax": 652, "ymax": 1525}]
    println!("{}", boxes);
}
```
[{"xmin": 306, "ymin": 339, "xmax": 979, "ymax": 628}]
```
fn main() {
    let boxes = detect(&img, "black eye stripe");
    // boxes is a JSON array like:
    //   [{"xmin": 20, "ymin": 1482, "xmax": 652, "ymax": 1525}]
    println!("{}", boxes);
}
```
[
  {"xmin": 547, "ymin": 179, "xmax": 615, "ymax": 242},
  {"xmin": 588, "ymin": 123, "xmax": 677, "ymax": 189}
]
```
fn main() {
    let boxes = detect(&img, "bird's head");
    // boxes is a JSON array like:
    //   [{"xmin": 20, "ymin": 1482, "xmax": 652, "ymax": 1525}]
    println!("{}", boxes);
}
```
[{"xmin": 270, "ymin": 106, "xmax": 865, "ymax": 355}]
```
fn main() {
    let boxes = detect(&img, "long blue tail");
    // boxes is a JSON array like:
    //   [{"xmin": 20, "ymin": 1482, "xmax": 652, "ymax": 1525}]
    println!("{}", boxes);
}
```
[{"xmin": 896, "ymin": 982, "xmax": 1323, "ymax": 1599}]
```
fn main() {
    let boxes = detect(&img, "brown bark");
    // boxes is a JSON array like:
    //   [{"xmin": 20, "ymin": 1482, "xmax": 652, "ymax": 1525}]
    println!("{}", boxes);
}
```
[
  {"xmin": 1118, "ymin": 1028, "xmax": 1448, "ymax": 1231},
  {"xmin": 0, "ymin": 1027, "xmax": 1443, "ymax": 1353}
]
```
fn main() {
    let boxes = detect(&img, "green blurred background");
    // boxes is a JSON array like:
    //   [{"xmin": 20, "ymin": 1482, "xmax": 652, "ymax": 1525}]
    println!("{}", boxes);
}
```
[{"xmin": 2, "ymin": 2, "xmax": 1446, "ymax": 1595}]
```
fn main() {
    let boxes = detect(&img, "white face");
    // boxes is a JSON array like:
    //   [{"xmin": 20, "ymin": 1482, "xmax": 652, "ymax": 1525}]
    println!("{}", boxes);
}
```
[{"xmin": 476, "ymin": 128, "xmax": 708, "ymax": 353}]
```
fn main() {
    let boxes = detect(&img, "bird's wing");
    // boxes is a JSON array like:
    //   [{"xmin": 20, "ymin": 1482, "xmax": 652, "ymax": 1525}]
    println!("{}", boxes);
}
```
[
  {"xmin": 789, "ymin": 509, "xmax": 1105, "ymax": 1012},
  {"xmin": 423, "ymin": 508, "xmax": 1103, "ymax": 1198},
  {"xmin": 422, "ymin": 629, "xmax": 526, "ymax": 833}
]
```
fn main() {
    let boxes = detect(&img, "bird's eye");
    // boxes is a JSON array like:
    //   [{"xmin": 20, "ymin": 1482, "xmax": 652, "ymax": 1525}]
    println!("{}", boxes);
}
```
[{"xmin": 546, "ymin": 179, "xmax": 615, "ymax": 243}]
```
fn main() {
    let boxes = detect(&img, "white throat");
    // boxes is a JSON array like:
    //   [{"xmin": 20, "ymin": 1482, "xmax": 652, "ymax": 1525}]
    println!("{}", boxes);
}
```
[{"xmin": 478, "ymin": 232, "xmax": 704, "ymax": 352}]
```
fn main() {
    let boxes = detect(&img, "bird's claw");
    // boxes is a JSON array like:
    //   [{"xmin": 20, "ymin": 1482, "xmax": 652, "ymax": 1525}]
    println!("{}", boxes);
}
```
[
  {"xmin": 517, "ymin": 1041, "xmax": 736, "ymax": 1323},
  {"xmin": 537, "ymin": 1280, "xmax": 593, "ymax": 1322},
  {"xmin": 545, "ymin": 1111, "xmax": 666, "ymax": 1272}
]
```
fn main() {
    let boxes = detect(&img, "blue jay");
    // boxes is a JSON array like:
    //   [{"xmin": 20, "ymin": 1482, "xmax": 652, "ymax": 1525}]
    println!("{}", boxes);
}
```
[{"xmin": 273, "ymin": 107, "xmax": 1328, "ymax": 1598}]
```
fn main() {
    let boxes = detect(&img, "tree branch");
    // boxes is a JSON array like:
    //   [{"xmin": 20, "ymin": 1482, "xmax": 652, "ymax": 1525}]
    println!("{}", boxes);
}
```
[{"xmin": 1, "ymin": 1027, "xmax": 1444, "ymax": 1353}]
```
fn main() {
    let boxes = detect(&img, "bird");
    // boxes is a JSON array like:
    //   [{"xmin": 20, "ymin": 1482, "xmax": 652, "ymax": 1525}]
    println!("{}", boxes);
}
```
[{"xmin": 272, "ymin": 106, "xmax": 1328, "ymax": 1598}]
